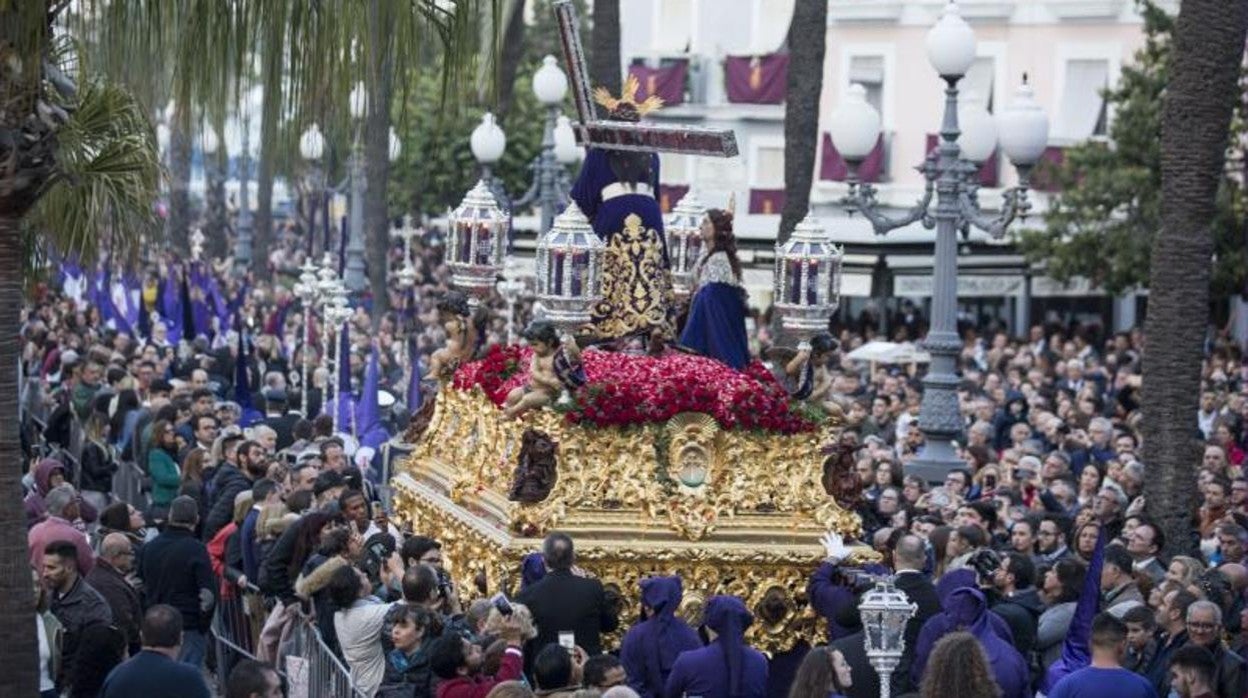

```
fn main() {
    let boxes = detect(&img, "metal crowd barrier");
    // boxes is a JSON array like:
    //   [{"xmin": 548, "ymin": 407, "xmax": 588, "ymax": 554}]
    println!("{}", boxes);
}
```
[
  {"xmin": 281, "ymin": 611, "xmax": 368, "ymax": 698},
  {"xmin": 210, "ymin": 587, "xmax": 365, "ymax": 698},
  {"xmin": 211, "ymin": 584, "xmax": 262, "ymax": 693}
]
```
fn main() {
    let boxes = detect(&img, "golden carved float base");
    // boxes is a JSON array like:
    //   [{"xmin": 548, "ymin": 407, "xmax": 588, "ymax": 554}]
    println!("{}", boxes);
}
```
[{"xmin": 391, "ymin": 387, "xmax": 869, "ymax": 653}]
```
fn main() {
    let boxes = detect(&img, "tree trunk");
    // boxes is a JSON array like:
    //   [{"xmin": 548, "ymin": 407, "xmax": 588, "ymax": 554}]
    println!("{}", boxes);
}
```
[
  {"xmin": 590, "ymin": 0, "xmax": 621, "ymax": 97},
  {"xmin": 0, "ymin": 214, "xmax": 37, "ymax": 694},
  {"xmin": 167, "ymin": 96, "xmax": 192, "ymax": 253},
  {"xmin": 495, "ymin": 0, "xmax": 529, "ymax": 121},
  {"xmin": 364, "ymin": 0, "xmax": 396, "ymax": 327},
  {"xmin": 1143, "ymin": 0, "xmax": 1248, "ymax": 558},
  {"xmin": 778, "ymin": 0, "xmax": 826, "ymax": 242},
  {"xmin": 252, "ymin": 21, "xmax": 284, "ymax": 280}
]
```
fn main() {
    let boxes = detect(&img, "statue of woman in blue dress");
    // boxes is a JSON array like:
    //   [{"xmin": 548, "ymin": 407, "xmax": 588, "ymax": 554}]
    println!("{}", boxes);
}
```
[
  {"xmin": 678, "ymin": 208, "xmax": 750, "ymax": 370},
  {"xmin": 570, "ymin": 75, "xmax": 675, "ymax": 347}
]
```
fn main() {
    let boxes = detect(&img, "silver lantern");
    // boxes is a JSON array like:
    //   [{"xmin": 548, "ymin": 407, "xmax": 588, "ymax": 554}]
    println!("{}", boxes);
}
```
[
  {"xmin": 773, "ymin": 211, "xmax": 843, "ymax": 348},
  {"xmin": 860, "ymin": 578, "xmax": 917, "ymax": 698},
  {"xmin": 664, "ymin": 190, "xmax": 707, "ymax": 301},
  {"xmin": 535, "ymin": 202, "xmax": 604, "ymax": 333},
  {"xmin": 446, "ymin": 179, "xmax": 509, "ymax": 305}
]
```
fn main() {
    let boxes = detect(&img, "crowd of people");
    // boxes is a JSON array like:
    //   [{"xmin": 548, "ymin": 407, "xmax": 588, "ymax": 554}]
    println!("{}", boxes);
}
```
[{"xmin": 16, "ymin": 207, "xmax": 1248, "ymax": 698}]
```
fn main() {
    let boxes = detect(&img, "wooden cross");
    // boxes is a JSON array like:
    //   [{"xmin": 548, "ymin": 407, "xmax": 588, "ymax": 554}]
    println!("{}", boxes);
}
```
[{"xmin": 553, "ymin": 0, "xmax": 739, "ymax": 158}]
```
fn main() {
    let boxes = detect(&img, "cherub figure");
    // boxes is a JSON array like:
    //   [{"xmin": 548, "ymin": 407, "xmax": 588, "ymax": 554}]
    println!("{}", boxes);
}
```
[
  {"xmin": 503, "ymin": 320, "xmax": 582, "ymax": 420},
  {"xmin": 775, "ymin": 333, "xmax": 841, "ymax": 414},
  {"xmin": 426, "ymin": 291, "xmax": 477, "ymax": 381}
]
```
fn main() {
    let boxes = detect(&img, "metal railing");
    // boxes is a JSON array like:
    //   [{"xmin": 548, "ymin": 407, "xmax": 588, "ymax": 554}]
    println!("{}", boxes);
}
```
[
  {"xmin": 209, "ymin": 586, "xmax": 366, "ymax": 698},
  {"xmin": 282, "ymin": 611, "xmax": 368, "ymax": 698}
]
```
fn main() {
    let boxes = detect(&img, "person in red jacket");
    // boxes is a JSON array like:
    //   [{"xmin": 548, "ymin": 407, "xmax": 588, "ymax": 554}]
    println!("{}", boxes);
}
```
[{"xmin": 429, "ymin": 611, "xmax": 527, "ymax": 698}]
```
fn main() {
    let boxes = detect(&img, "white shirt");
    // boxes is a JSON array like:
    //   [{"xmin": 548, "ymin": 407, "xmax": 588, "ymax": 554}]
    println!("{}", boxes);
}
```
[{"xmin": 37, "ymin": 613, "xmax": 54, "ymax": 691}]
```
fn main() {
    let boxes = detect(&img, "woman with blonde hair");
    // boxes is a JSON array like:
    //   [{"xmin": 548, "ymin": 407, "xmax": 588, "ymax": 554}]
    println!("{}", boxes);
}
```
[
  {"xmin": 482, "ymin": 603, "xmax": 539, "ymax": 642},
  {"xmin": 920, "ymin": 632, "xmax": 1002, "ymax": 698},
  {"xmin": 1166, "ymin": 555, "xmax": 1206, "ymax": 589}
]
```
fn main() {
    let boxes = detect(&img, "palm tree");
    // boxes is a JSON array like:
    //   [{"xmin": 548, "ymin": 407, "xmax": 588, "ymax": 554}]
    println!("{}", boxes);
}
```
[
  {"xmin": 1143, "ymin": 0, "xmax": 1248, "ymax": 557},
  {"xmin": 778, "ymin": 0, "xmax": 827, "ymax": 242},
  {"xmin": 0, "ymin": 5, "xmax": 161, "ymax": 691}
]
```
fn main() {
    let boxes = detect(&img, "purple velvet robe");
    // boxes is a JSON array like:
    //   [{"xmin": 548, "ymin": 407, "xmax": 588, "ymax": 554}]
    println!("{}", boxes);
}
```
[
  {"xmin": 664, "ymin": 596, "xmax": 768, "ymax": 698},
  {"xmin": 911, "ymin": 587, "xmax": 1030, "ymax": 698},
  {"xmin": 620, "ymin": 576, "xmax": 702, "ymax": 698}
]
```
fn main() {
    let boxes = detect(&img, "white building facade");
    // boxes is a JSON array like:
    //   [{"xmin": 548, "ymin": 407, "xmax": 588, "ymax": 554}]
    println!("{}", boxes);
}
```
[{"xmin": 618, "ymin": 0, "xmax": 1172, "ymax": 336}]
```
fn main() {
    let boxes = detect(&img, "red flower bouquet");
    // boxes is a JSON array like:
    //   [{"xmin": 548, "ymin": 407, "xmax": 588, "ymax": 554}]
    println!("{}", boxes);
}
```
[{"xmin": 453, "ymin": 347, "xmax": 816, "ymax": 434}]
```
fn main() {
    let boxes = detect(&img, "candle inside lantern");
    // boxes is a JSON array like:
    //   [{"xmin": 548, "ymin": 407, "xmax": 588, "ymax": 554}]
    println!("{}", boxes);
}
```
[
  {"xmin": 807, "ymin": 260, "xmax": 819, "ymax": 306},
  {"xmin": 552, "ymin": 250, "xmax": 565, "ymax": 295}
]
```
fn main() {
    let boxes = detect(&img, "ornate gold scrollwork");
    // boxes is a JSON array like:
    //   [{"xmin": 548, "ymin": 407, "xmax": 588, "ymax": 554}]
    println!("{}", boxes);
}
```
[{"xmin": 393, "ymin": 387, "xmax": 870, "ymax": 654}]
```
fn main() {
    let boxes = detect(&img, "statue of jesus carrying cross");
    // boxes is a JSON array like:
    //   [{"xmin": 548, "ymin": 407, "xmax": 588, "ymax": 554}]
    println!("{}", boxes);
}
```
[{"xmin": 552, "ymin": 0, "xmax": 738, "ymax": 348}]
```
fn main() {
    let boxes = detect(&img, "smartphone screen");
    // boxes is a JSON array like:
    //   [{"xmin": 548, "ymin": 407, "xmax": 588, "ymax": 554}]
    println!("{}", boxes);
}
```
[{"xmin": 558, "ymin": 631, "xmax": 575, "ymax": 651}]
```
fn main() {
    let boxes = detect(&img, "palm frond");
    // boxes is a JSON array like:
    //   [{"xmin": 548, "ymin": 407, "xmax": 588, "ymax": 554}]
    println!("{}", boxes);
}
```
[{"xmin": 24, "ymin": 80, "xmax": 160, "ymax": 267}]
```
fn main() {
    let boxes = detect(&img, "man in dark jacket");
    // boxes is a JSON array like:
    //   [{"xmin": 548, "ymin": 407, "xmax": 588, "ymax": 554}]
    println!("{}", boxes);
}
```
[
  {"xmin": 87, "ymin": 532, "xmax": 143, "ymax": 654},
  {"xmin": 1185, "ymin": 600, "xmax": 1246, "ymax": 698},
  {"xmin": 44, "ymin": 539, "xmax": 113, "ymax": 693},
  {"xmin": 140, "ymin": 496, "xmax": 217, "ymax": 669},
  {"xmin": 892, "ymin": 535, "xmax": 942, "ymax": 693},
  {"xmin": 100, "ymin": 604, "xmax": 211, "ymax": 698},
  {"xmin": 203, "ymin": 439, "xmax": 264, "ymax": 540},
  {"xmin": 969, "ymin": 549, "xmax": 1040, "ymax": 660},
  {"xmin": 989, "ymin": 551, "xmax": 1045, "ymax": 657},
  {"xmin": 516, "ymin": 532, "xmax": 619, "ymax": 660},
  {"xmin": 261, "ymin": 388, "xmax": 299, "ymax": 452}
]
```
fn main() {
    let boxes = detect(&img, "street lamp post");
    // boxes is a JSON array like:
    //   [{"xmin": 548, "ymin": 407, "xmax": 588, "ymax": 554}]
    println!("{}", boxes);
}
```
[
  {"xmin": 294, "ymin": 259, "xmax": 320, "ymax": 417},
  {"xmin": 828, "ymin": 1, "xmax": 1049, "ymax": 484},
  {"xmin": 300, "ymin": 124, "xmax": 327, "ymax": 256},
  {"xmin": 470, "ymin": 55, "xmax": 580, "ymax": 236},
  {"xmin": 231, "ymin": 89, "xmax": 262, "ymax": 273},
  {"xmin": 345, "ymin": 82, "xmax": 369, "ymax": 293}
]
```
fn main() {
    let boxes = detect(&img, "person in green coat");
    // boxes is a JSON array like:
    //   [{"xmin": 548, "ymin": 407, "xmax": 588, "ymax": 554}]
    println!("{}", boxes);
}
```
[{"xmin": 146, "ymin": 419, "xmax": 182, "ymax": 517}]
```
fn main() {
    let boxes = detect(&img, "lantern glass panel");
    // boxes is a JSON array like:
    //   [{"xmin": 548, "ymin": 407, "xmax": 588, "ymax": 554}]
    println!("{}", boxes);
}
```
[
  {"xmin": 786, "ymin": 260, "xmax": 802, "ymax": 304},
  {"xmin": 456, "ymin": 222, "xmax": 472, "ymax": 263},
  {"xmin": 475, "ymin": 222, "xmax": 493, "ymax": 265}
]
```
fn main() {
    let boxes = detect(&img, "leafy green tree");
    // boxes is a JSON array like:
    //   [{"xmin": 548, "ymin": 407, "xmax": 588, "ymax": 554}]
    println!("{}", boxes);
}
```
[
  {"xmin": 1017, "ymin": 0, "xmax": 1246, "ymax": 299},
  {"xmin": 388, "ymin": 2, "xmax": 577, "ymax": 219}
]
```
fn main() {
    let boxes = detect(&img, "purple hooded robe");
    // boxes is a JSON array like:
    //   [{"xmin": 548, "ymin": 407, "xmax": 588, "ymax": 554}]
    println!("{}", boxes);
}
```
[
  {"xmin": 664, "ymin": 595, "xmax": 768, "ymax": 698},
  {"xmin": 620, "ymin": 575, "xmax": 702, "ymax": 698}
]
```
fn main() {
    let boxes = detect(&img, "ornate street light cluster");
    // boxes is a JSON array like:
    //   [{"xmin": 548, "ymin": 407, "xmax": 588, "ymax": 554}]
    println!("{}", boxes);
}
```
[
  {"xmin": 827, "ymin": 0, "xmax": 1050, "ymax": 483},
  {"xmin": 298, "ymin": 101, "xmax": 401, "ymax": 294},
  {"xmin": 470, "ymin": 54, "xmax": 583, "ymax": 235},
  {"xmin": 289, "ymin": 253, "xmax": 353, "ymax": 427}
]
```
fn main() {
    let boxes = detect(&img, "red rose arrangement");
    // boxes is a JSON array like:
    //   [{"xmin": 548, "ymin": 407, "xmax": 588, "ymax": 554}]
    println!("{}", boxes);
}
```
[{"xmin": 453, "ymin": 345, "xmax": 816, "ymax": 434}]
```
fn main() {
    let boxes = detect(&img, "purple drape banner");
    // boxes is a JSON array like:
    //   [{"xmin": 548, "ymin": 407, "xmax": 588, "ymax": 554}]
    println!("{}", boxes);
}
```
[
  {"xmin": 627, "ymin": 60, "xmax": 688, "ymax": 106},
  {"xmin": 659, "ymin": 184, "xmax": 690, "ymax": 214},
  {"xmin": 724, "ymin": 54, "xmax": 789, "ymax": 104},
  {"xmin": 748, "ymin": 188, "xmax": 786, "ymax": 215}
]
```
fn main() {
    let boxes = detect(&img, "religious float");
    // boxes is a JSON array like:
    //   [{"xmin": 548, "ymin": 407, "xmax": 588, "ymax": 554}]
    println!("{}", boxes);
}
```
[{"xmin": 390, "ymin": 0, "xmax": 867, "ymax": 654}]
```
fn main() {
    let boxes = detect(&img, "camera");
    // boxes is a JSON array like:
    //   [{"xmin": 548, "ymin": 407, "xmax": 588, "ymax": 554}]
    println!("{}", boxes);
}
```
[
  {"xmin": 360, "ymin": 533, "xmax": 395, "ymax": 586},
  {"xmin": 436, "ymin": 568, "xmax": 454, "ymax": 598},
  {"xmin": 491, "ymin": 593, "xmax": 513, "ymax": 616}
]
